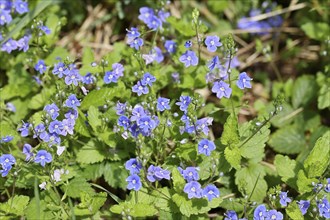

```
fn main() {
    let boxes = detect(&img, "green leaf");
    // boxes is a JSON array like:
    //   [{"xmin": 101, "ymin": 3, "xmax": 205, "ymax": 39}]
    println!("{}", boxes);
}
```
[
  {"xmin": 103, "ymin": 162, "xmax": 127, "ymax": 189},
  {"xmin": 224, "ymin": 147, "xmax": 241, "ymax": 170},
  {"xmin": 292, "ymin": 75, "xmax": 318, "ymax": 108},
  {"xmin": 74, "ymin": 192, "xmax": 107, "ymax": 216},
  {"xmin": 0, "ymin": 195, "xmax": 29, "ymax": 216},
  {"xmin": 28, "ymin": 86, "xmax": 56, "ymax": 110},
  {"xmin": 172, "ymin": 168, "xmax": 186, "ymax": 192},
  {"xmin": 74, "ymin": 110, "xmax": 91, "ymax": 137},
  {"xmin": 130, "ymin": 204, "xmax": 158, "ymax": 217},
  {"xmin": 286, "ymin": 202, "xmax": 304, "ymax": 220},
  {"xmin": 268, "ymin": 125, "xmax": 305, "ymax": 154},
  {"xmin": 235, "ymin": 163, "xmax": 267, "ymax": 202},
  {"xmin": 76, "ymin": 140, "xmax": 106, "ymax": 164},
  {"xmin": 45, "ymin": 47, "xmax": 69, "ymax": 65},
  {"xmin": 87, "ymin": 106, "xmax": 102, "ymax": 133},
  {"xmin": 296, "ymin": 170, "xmax": 316, "ymax": 193},
  {"xmin": 1, "ymin": 1, "xmax": 55, "ymax": 44},
  {"xmin": 301, "ymin": 22, "xmax": 330, "ymax": 41},
  {"xmin": 274, "ymin": 155, "xmax": 297, "ymax": 186},
  {"xmin": 167, "ymin": 17, "xmax": 195, "ymax": 37},
  {"xmin": 172, "ymin": 194, "xmax": 209, "ymax": 217},
  {"xmin": 239, "ymin": 120, "xmax": 270, "ymax": 163},
  {"xmin": 317, "ymin": 73, "xmax": 330, "ymax": 109},
  {"xmin": 80, "ymin": 81, "xmax": 130, "ymax": 110},
  {"xmin": 304, "ymin": 131, "xmax": 330, "ymax": 178},
  {"xmin": 221, "ymin": 114, "xmax": 239, "ymax": 147},
  {"xmin": 64, "ymin": 177, "xmax": 94, "ymax": 199}
]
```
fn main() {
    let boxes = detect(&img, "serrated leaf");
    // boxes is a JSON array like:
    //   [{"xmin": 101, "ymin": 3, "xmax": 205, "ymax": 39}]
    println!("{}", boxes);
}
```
[
  {"xmin": 239, "ymin": 120, "xmax": 270, "ymax": 163},
  {"xmin": 103, "ymin": 162, "xmax": 127, "ymax": 189},
  {"xmin": 296, "ymin": 170, "xmax": 316, "ymax": 194},
  {"xmin": 316, "ymin": 72, "xmax": 330, "ymax": 109},
  {"xmin": 292, "ymin": 75, "xmax": 318, "ymax": 108},
  {"xmin": 87, "ymin": 106, "xmax": 102, "ymax": 133},
  {"xmin": 172, "ymin": 168, "xmax": 186, "ymax": 192},
  {"xmin": 74, "ymin": 192, "xmax": 107, "ymax": 216},
  {"xmin": 221, "ymin": 114, "xmax": 239, "ymax": 147},
  {"xmin": 64, "ymin": 177, "xmax": 94, "ymax": 199},
  {"xmin": 286, "ymin": 202, "xmax": 304, "ymax": 220},
  {"xmin": 235, "ymin": 163, "xmax": 267, "ymax": 202},
  {"xmin": 76, "ymin": 140, "xmax": 105, "ymax": 164},
  {"xmin": 0, "ymin": 195, "xmax": 29, "ymax": 216},
  {"xmin": 304, "ymin": 131, "xmax": 330, "ymax": 178},
  {"xmin": 172, "ymin": 194, "xmax": 209, "ymax": 217},
  {"xmin": 80, "ymin": 81, "xmax": 130, "ymax": 110},
  {"xmin": 74, "ymin": 110, "xmax": 91, "ymax": 137},
  {"xmin": 130, "ymin": 203, "xmax": 158, "ymax": 217},
  {"xmin": 224, "ymin": 147, "xmax": 241, "ymax": 170},
  {"xmin": 167, "ymin": 17, "xmax": 195, "ymax": 37},
  {"xmin": 274, "ymin": 155, "xmax": 296, "ymax": 181},
  {"xmin": 301, "ymin": 22, "xmax": 330, "ymax": 41},
  {"xmin": 268, "ymin": 125, "xmax": 305, "ymax": 154}
]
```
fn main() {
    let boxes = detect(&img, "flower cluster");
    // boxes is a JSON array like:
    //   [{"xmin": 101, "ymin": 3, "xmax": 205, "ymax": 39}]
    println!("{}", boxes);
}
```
[
  {"xmin": 138, "ymin": 7, "xmax": 170, "ymax": 30},
  {"xmin": 237, "ymin": 2, "xmax": 283, "ymax": 35},
  {"xmin": 179, "ymin": 167, "xmax": 220, "ymax": 201},
  {"xmin": 104, "ymin": 63, "xmax": 124, "ymax": 84},
  {"xmin": 0, "ymin": 154, "xmax": 16, "ymax": 177},
  {"xmin": 132, "ymin": 72, "xmax": 156, "ymax": 96},
  {"xmin": 125, "ymin": 158, "xmax": 142, "ymax": 191},
  {"xmin": 254, "ymin": 204, "xmax": 283, "ymax": 220}
]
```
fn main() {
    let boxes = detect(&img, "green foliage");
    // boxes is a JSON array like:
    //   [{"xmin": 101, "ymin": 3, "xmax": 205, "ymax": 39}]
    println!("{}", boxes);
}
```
[
  {"xmin": 0, "ymin": 195, "xmax": 29, "ymax": 217},
  {"xmin": 292, "ymin": 75, "xmax": 318, "ymax": 109},
  {"xmin": 301, "ymin": 22, "xmax": 330, "ymax": 41},
  {"xmin": 76, "ymin": 140, "xmax": 106, "ymax": 164},
  {"xmin": 74, "ymin": 192, "xmax": 107, "ymax": 216}
]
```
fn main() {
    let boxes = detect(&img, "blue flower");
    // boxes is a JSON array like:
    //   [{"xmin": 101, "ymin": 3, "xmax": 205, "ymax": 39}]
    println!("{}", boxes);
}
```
[
  {"xmin": 52, "ymin": 62, "xmax": 66, "ymax": 78},
  {"xmin": 208, "ymin": 56, "xmax": 220, "ymax": 71},
  {"xmin": 298, "ymin": 200, "xmax": 310, "ymax": 215},
  {"xmin": 34, "ymin": 60, "xmax": 47, "ymax": 74},
  {"xmin": 0, "ymin": 1, "xmax": 11, "ymax": 10},
  {"xmin": 60, "ymin": 119, "xmax": 75, "ymax": 136},
  {"xmin": 48, "ymin": 120, "xmax": 63, "ymax": 135},
  {"xmin": 196, "ymin": 117, "xmax": 213, "ymax": 135},
  {"xmin": 118, "ymin": 115, "xmax": 130, "ymax": 130},
  {"xmin": 325, "ymin": 178, "xmax": 330, "ymax": 193},
  {"xmin": 64, "ymin": 68, "xmax": 82, "ymax": 86},
  {"xmin": 265, "ymin": 210, "xmax": 283, "ymax": 220},
  {"xmin": 137, "ymin": 116, "xmax": 156, "ymax": 133},
  {"xmin": 44, "ymin": 103, "xmax": 60, "ymax": 120},
  {"xmin": 112, "ymin": 63, "xmax": 124, "ymax": 77},
  {"xmin": 33, "ymin": 123, "xmax": 46, "ymax": 138},
  {"xmin": 224, "ymin": 210, "xmax": 238, "ymax": 220},
  {"xmin": 254, "ymin": 204, "xmax": 267, "ymax": 220},
  {"xmin": 128, "ymin": 37, "xmax": 144, "ymax": 50},
  {"xmin": 132, "ymin": 81, "xmax": 149, "ymax": 96},
  {"xmin": 16, "ymin": 35, "xmax": 30, "ymax": 52},
  {"xmin": 6, "ymin": 102, "xmax": 16, "ymax": 112},
  {"xmin": 18, "ymin": 122, "xmax": 30, "ymax": 137},
  {"xmin": 126, "ymin": 174, "xmax": 142, "ymax": 191},
  {"xmin": 205, "ymin": 35, "xmax": 222, "ymax": 52},
  {"xmin": 184, "ymin": 181, "xmax": 202, "ymax": 199},
  {"xmin": 130, "ymin": 105, "xmax": 146, "ymax": 122},
  {"xmin": 82, "ymin": 72, "xmax": 95, "ymax": 84},
  {"xmin": 0, "ymin": 154, "xmax": 16, "ymax": 177},
  {"xmin": 146, "ymin": 15, "xmax": 161, "ymax": 30},
  {"xmin": 317, "ymin": 198, "xmax": 330, "ymax": 218},
  {"xmin": 179, "ymin": 50, "xmax": 198, "ymax": 67},
  {"xmin": 147, "ymin": 165, "xmax": 171, "ymax": 182},
  {"xmin": 126, "ymin": 27, "xmax": 140, "ymax": 38},
  {"xmin": 212, "ymin": 81, "xmax": 232, "ymax": 99},
  {"xmin": 202, "ymin": 184, "xmax": 220, "ymax": 201},
  {"xmin": 1, "ymin": 38, "xmax": 18, "ymax": 53},
  {"xmin": 157, "ymin": 97, "xmax": 170, "ymax": 112},
  {"xmin": 158, "ymin": 9, "xmax": 170, "ymax": 23},
  {"xmin": 172, "ymin": 72, "xmax": 180, "ymax": 83},
  {"xmin": 198, "ymin": 139, "xmax": 216, "ymax": 156},
  {"xmin": 65, "ymin": 94, "xmax": 80, "ymax": 109},
  {"xmin": 104, "ymin": 71, "xmax": 118, "ymax": 84},
  {"xmin": 152, "ymin": 47, "xmax": 164, "ymax": 63},
  {"xmin": 0, "ymin": 9, "xmax": 12, "ymax": 25},
  {"xmin": 181, "ymin": 167, "xmax": 199, "ymax": 182},
  {"xmin": 38, "ymin": 25, "xmax": 51, "ymax": 35},
  {"xmin": 65, "ymin": 109, "xmax": 78, "ymax": 120},
  {"xmin": 138, "ymin": 7, "xmax": 155, "ymax": 24},
  {"xmin": 141, "ymin": 73, "xmax": 156, "ymax": 86},
  {"xmin": 0, "ymin": 135, "xmax": 13, "ymax": 143},
  {"xmin": 184, "ymin": 41, "xmax": 192, "ymax": 48},
  {"xmin": 237, "ymin": 72, "xmax": 252, "ymax": 89},
  {"xmin": 116, "ymin": 102, "xmax": 127, "ymax": 116},
  {"xmin": 125, "ymin": 158, "xmax": 142, "ymax": 174},
  {"xmin": 23, "ymin": 144, "xmax": 33, "ymax": 161},
  {"xmin": 47, "ymin": 133, "xmax": 61, "ymax": 147},
  {"xmin": 164, "ymin": 40, "xmax": 176, "ymax": 54},
  {"xmin": 13, "ymin": 0, "xmax": 29, "ymax": 14},
  {"xmin": 279, "ymin": 192, "xmax": 291, "ymax": 207},
  {"xmin": 176, "ymin": 95, "xmax": 191, "ymax": 112},
  {"xmin": 34, "ymin": 150, "xmax": 52, "ymax": 167}
]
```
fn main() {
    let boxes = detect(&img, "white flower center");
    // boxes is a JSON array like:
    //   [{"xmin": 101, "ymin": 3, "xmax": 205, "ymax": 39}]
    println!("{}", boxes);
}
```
[
  {"xmin": 187, "ymin": 56, "xmax": 191, "ymax": 61},
  {"xmin": 191, "ymin": 187, "xmax": 196, "ymax": 192},
  {"xmin": 40, "ymin": 156, "xmax": 45, "ymax": 160},
  {"xmin": 203, "ymin": 144, "xmax": 208, "ymax": 149},
  {"xmin": 220, "ymin": 87, "xmax": 225, "ymax": 91}
]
